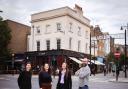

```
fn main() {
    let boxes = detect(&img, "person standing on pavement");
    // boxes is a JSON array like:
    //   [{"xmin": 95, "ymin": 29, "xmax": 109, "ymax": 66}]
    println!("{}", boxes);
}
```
[
  {"xmin": 112, "ymin": 63, "xmax": 116, "ymax": 76},
  {"xmin": 103, "ymin": 65, "xmax": 107, "ymax": 76},
  {"xmin": 75, "ymin": 58, "xmax": 91, "ymax": 89},
  {"xmin": 17, "ymin": 62, "xmax": 32, "ymax": 89},
  {"xmin": 39, "ymin": 63, "xmax": 52, "ymax": 89},
  {"xmin": 56, "ymin": 62, "xmax": 72, "ymax": 89}
]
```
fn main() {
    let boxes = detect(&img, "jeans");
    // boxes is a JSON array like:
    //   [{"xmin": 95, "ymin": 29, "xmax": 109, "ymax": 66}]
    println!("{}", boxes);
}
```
[{"xmin": 79, "ymin": 85, "xmax": 88, "ymax": 89}]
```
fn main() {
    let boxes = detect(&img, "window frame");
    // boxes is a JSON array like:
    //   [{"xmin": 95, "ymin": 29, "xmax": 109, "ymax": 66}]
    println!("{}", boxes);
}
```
[
  {"xmin": 69, "ymin": 22, "xmax": 73, "ymax": 33},
  {"xmin": 46, "ymin": 40, "xmax": 50, "ymax": 50},
  {"xmin": 78, "ymin": 40, "xmax": 81, "ymax": 52},
  {"xmin": 78, "ymin": 26, "xmax": 81, "ymax": 36},
  {"xmin": 36, "ymin": 26, "xmax": 41, "ymax": 34},
  {"xmin": 45, "ymin": 24, "xmax": 51, "ymax": 34},
  {"xmin": 69, "ymin": 37, "xmax": 72, "ymax": 49},
  {"xmin": 57, "ymin": 39, "xmax": 61, "ymax": 50},
  {"xmin": 37, "ymin": 41, "xmax": 40, "ymax": 51}
]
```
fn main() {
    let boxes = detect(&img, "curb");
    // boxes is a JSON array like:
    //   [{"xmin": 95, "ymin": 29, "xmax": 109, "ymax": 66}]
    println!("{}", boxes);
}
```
[{"xmin": 109, "ymin": 78, "xmax": 128, "ymax": 83}]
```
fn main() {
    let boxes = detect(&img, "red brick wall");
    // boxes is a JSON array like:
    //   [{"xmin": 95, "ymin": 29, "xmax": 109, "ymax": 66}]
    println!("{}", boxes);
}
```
[{"xmin": 6, "ymin": 20, "xmax": 30, "ymax": 54}]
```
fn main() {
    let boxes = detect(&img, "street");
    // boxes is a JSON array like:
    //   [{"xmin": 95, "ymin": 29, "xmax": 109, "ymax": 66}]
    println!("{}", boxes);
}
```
[{"xmin": 0, "ymin": 72, "xmax": 128, "ymax": 89}]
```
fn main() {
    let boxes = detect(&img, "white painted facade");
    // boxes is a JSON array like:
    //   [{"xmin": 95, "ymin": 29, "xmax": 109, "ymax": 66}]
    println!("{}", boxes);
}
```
[
  {"xmin": 28, "ymin": 5, "xmax": 90, "ymax": 54},
  {"xmin": 104, "ymin": 36, "xmax": 111, "ymax": 55}
]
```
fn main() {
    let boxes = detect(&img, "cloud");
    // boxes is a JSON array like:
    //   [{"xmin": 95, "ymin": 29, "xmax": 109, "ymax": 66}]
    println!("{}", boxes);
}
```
[
  {"xmin": 81, "ymin": 0, "xmax": 128, "ymax": 34},
  {"xmin": 0, "ymin": 0, "xmax": 128, "ymax": 35}
]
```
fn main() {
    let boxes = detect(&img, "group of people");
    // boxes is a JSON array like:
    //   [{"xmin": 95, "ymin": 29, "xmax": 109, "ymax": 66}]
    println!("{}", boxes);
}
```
[{"xmin": 17, "ymin": 58, "xmax": 90, "ymax": 89}]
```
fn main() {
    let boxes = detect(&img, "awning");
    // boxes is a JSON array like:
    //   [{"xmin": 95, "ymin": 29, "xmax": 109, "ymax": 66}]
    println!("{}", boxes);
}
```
[
  {"xmin": 69, "ymin": 57, "xmax": 82, "ymax": 64},
  {"xmin": 70, "ymin": 57, "xmax": 104, "ymax": 65},
  {"xmin": 80, "ymin": 58, "xmax": 104, "ymax": 65},
  {"xmin": 91, "ymin": 60, "xmax": 105, "ymax": 65}
]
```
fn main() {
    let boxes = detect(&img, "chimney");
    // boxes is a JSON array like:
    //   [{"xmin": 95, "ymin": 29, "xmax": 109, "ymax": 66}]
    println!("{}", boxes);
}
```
[{"xmin": 74, "ymin": 4, "xmax": 83, "ymax": 15}]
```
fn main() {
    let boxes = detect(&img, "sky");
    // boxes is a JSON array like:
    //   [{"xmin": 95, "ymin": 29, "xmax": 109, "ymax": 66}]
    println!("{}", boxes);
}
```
[{"xmin": 0, "ymin": 0, "xmax": 128, "ymax": 35}]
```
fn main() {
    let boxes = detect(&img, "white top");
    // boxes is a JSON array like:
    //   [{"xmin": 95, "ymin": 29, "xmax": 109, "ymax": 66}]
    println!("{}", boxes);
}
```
[
  {"xmin": 60, "ymin": 71, "xmax": 65, "ymax": 84},
  {"xmin": 75, "ymin": 65, "xmax": 91, "ymax": 87}
]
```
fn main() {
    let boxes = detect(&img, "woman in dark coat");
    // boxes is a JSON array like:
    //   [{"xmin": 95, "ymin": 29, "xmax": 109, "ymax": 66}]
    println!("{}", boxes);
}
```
[
  {"xmin": 39, "ymin": 63, "xmax": 52, "ymax": 89},
  {"xmin": 56, "ymin": 62, "xmax": 72, "ymax": 89},
  {"xmin": 18, "ymin": 62, "xmax": 32, "ymax": 89}
]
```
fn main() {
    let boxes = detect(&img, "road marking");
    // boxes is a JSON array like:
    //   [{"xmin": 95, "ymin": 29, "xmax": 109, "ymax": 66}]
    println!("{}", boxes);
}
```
[
  {"xmin": 0, "ymin": 77, "xmax": 10, "ymax": 80},
  {"xmin": 90, "ymin": 78, "xmax": 109, "ymax": 82}
]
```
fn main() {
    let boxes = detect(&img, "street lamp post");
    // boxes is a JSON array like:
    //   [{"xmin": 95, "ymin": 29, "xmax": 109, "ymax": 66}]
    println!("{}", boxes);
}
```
[
  {"xmin": 114, "ymin": 50, "xmax": 121, "ymax": 81},
  {"xmin": 12, "ymin": 53, "xmax": 15, "ymax": 75},
  {"xmin": 12, "ymin": 53, "xmax": 15, "ymax": 69},
  {"xmin": 94, "ymin": 28, "xmax": 96, "ymax": 75},
  {"xmin": 120, "ymin": 23, "xmax": 128, "ymax": 78},
  {"xmin": 0, "ymin": 10, "xmax": 3, "ymax": 20}
]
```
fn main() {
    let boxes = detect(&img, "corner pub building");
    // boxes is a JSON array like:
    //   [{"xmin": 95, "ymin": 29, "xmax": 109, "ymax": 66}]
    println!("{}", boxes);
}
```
[{"xmin": 26, "ymin": 5, "xmax": 91, "ymax": 74}]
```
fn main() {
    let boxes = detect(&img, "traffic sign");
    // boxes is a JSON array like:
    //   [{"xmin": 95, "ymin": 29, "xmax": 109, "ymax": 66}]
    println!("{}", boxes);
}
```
[{"xmin": 114, "ymin": 52, "xmax": 120, "ymax": 59}]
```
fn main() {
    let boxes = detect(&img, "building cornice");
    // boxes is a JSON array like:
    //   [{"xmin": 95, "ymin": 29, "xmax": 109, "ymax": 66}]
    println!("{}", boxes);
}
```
[
  {"xmin": 32, "ymin": 6, "xmax": 70, "ymax": 16},
  {"xmin": 31, "ymin": 13, "xmax": 90, "ymax": 28},
  {"xmin": 32, "ymin": 6, "xmax": 90, "ymax": 21}
]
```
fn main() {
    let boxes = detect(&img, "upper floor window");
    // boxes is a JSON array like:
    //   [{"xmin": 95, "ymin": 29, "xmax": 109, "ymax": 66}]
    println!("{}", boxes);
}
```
[
  {"xmin": 57, "ymin": 23, "xmax": 62, "ymax": 31},
  {"xmin": 57, "ymin": 39, "xmax": 61, "ymax": 50},
  {"xmin": 85, "ymin": 43, "xmax": 88, "ymax": 52},
  {"xmin": 36, "ymin": 26, "xmax": 40, "ymax": 34},
  {"xmin": 78, "ymin": 40, "xmax": 81, "ymax": 52},
  {"xmin": 78, "ymin": 26, "xmax": 81, "ymax": 36},
  {"xmin": 69, "ymin": 37, "xmax": 72, "ymax": 49},
  {"xmin": 37, "ymin": 41, "xmax": 40, "ymax": 51},
  {"xmin": 46, "ymin": 40, "xmax": 50, "ymax": 50},
  {"xmin": 85, "ymin": 31, "xmax": 89, "ymax": 39},
  {"xmin": 69, "ymin": 23, "xmax": 73, "ymax": 33},
  {"xmin": 45, "ymin": 24, "xmax": 51, "ymax": 34}
]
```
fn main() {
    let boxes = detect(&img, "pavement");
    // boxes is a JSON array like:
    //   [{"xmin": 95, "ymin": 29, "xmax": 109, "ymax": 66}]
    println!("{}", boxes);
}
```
[
  {"xmin": 108, "ymin": 71, "xmax": 128, "ymax": 83},
  {"xmin": 0, "ymin": 71, "xmax": 128, "ymax": 89},
  {"xmin": 90, "ymin": 72, "xmax": 128, "ymax": 83},
  {"xmin": 109, "ymin": 78, "xmax": 128, "ymax": 83}
]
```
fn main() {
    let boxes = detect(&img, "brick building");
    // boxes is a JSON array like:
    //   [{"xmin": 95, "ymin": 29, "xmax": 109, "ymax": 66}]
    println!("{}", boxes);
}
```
[
  {"xmin": 6, "ymin": 20, "xmax": 31, "ymax": 54},
  {"xmin": 91, "ymin": 25, "xmax": 114, "ymax": 57}
]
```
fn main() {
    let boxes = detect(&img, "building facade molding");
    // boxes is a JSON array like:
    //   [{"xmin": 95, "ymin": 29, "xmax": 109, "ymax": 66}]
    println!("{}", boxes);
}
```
[{"xmin": 31, "ymin": 13, "xmax": 90, "ymax": 28}]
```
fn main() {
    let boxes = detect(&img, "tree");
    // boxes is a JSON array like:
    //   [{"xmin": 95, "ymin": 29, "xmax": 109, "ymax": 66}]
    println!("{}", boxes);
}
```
[
  {"xmin": 0, "ymin": 18, "xmax": 12, "ymax": 61},
  {"xmin": 107, "ymin": 51, "xmax": 115, "ymax": 62}
]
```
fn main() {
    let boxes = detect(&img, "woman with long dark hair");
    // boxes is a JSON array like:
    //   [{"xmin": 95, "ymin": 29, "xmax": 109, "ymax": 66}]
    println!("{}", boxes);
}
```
[
  {"xmin": 56, "ymin": 62, "xmax": 72, "ymax": 89},
  {"xmin": 18, "ymin": 62, "xmax": 32, "ymax": 89},
  {"xmin": 39, "ymin": 63, "xmax": 52, "ymax": 89}
]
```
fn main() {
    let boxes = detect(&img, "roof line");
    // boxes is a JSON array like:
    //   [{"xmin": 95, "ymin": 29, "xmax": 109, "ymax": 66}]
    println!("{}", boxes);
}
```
[
  {"xmin": 5, "ymin": 19, "xmax": 31, "ymax": 27},
  {"xmin": 31, "ymin": 6, "xmax": 90, "ymax": 21}
]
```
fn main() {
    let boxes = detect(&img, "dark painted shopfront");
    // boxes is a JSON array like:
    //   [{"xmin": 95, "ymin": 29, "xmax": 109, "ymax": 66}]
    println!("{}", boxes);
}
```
[{"xmin": 25, "ymin": 49, "xmax": 90, "ymax": 74}]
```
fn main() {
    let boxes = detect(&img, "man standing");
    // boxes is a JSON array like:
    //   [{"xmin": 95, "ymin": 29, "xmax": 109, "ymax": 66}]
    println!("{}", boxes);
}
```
[{"xmin": 75, "ymin": 58, "xmax": 91, "ymax": 89}]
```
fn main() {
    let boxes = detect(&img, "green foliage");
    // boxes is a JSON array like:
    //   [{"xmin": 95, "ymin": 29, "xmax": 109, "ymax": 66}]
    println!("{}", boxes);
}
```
[
  {"xmin": 106, "ymin": 51, "xmax": 114, "ymax": 62},
  {"xmin": 107, "ymin": 51, "xmax": 126, "ymax": 68},
  {"xmin": 0, "ymin": 18, "xmax": 12, "ymax": 60}
]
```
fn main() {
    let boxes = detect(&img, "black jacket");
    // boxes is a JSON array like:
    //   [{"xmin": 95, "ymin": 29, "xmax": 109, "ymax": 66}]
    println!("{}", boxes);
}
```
[
  {"xmin": 39, "ymin": 71, "xmax": 52, "ymax": 88},
  {"xmin": 18, "ymin": 70, "xmax": 32, "ymax": 89},
  {"xmin": 57, "ymin": 70, "xmax": 72, "ymax": 89}
]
